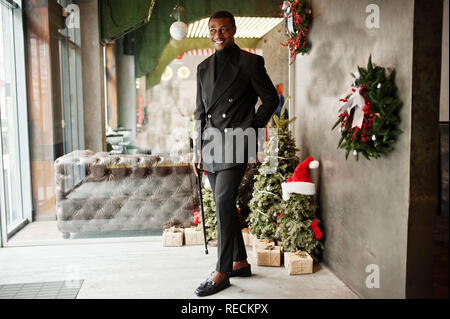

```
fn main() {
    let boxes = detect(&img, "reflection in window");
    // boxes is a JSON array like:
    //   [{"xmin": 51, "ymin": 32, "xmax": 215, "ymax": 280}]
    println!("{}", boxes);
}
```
[{"xmin": 0, "ymin": 1, "xmax": 26, "ymax": 234}]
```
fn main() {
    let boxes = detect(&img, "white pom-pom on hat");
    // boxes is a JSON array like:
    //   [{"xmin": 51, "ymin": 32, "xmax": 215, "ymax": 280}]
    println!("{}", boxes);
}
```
[{"xmin": 309, "ymin": 160, "xmax": 319, "ymax": 169}]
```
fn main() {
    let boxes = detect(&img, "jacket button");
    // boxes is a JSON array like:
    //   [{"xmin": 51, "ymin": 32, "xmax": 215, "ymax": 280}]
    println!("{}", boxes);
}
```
[
  {"xmin": 222, "ymin": 113, "xmax": 226, "ymax": 118},
  {"xmin": 207, "ymin": 114, "xmax": 212, "ymax": 118},
  {"xmin": 228, "ymin": 98, "xmax": 233, "ymax": 103}
]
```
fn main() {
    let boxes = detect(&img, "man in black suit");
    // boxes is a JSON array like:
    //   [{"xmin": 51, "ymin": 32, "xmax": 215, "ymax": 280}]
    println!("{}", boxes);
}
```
[{"xmin": 192, "ymin": 10, "xmax": 279, "ymax": 296}]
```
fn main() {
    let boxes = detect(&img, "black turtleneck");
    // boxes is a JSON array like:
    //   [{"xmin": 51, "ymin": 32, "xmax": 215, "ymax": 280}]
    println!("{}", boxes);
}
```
[{"xmin": 214, "ymin": 43, "xmax": 239, "ymax": 82}]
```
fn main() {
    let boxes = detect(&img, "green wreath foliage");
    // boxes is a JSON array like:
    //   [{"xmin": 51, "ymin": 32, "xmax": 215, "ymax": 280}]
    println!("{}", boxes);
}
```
[{"xmin": 332, "ymin": 56, "xmax": 403, "ymax": 161}]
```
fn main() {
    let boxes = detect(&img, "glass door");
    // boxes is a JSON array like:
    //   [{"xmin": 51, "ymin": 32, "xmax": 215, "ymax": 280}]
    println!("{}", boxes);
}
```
[{"xmin": 0, "ymin": 0, "xmax": 29, "ymax": 243}]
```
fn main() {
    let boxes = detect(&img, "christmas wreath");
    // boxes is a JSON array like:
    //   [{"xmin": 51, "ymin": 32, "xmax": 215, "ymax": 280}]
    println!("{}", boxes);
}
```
[
  {"xmin": 332, "ymin": 56, "xmax": 403, "ymax": 161},
  {"xmin": 280, "ymin": 0, "xmax": 312, "ymax": 63}
]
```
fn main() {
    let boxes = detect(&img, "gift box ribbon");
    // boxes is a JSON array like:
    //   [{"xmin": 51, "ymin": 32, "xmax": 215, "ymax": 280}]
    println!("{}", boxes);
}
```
[
  {"xmin": 292, "ymin": 251, "xmax": 308, "ymax": 259},
  {"xmin": 164, "ymin": 226, "xmax": 182, "ymax": 233}
]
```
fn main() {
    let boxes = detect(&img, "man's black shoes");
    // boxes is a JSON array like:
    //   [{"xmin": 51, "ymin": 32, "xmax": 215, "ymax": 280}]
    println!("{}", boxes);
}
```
[
  {"xmin": 227, "ymin": 264, "xmax": 252, "ymax": 277},
  {"xmin": 194, "ymin": 277, "xmax": 231, "ymax": 297}
]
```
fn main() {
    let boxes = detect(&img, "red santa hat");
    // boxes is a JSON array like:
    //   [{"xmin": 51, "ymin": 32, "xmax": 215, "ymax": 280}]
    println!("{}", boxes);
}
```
[{"xmin": 281, "ymin": 156, "xmax": 320, "ymax": 200}]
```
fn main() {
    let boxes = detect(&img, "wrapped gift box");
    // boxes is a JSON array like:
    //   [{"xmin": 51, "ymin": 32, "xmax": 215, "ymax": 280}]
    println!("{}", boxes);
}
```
[
  {"xmin": 252, "ymin": 238, "xmax": 274, "ymax": 257},
  {"xmin": 284, "ymin": 251, "xmax": 313, "ymax": 275},
  {"xmin": 162, "ymin": 226, "xmax": 184, "ymax": 247},
  {"xmin": 184, "ymin": 227, "xmax": 204, "ymax": 246},
  {"xmin": 256, "ymin": 242, "xmax": 282, "ymax": 267},
  {"xmin": 248, "ymin": 232, "xmax": 257, "ymax": 247},
  {"xmin": 275, "ymin": 240, "xmax": 284, "ymax": 253},
  {"xmin": 241, "ymin": 228, "xmax": 251, "ymax": 246}
]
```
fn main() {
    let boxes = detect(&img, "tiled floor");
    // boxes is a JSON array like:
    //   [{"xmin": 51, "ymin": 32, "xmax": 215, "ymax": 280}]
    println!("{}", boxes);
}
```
[
  {"xmin": 0, "ymin": 280, "xmax": 83, "ymax": 299},
  {"xmin": 0, "ymin": 239, "xmax": 359, "ymax": 299},
  {"xmin": 3, "ymin": 216, "xmax": 448, "ymax": 298}
]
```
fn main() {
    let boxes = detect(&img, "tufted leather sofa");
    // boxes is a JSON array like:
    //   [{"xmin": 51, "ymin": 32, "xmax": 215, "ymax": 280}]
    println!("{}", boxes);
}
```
[{"xmin": 54, "ymin": 150, "xmax": 199, "ymax": 238}]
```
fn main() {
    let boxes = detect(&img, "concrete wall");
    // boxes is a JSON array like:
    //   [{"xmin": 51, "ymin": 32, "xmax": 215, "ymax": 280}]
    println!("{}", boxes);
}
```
[
  {"xmin": 77, "ymin": 0, "xmax": 105, "ymax": 152},
  {"xmin": 291, "ymin": 0, "xmax": 441, "ymax": 298},
  {"xmin": 257, "ymin": 23, "xmax": 289, "ymax": 96},
  {"xmin": 405, "ymin": 0, "xmax": 442, "ymax": 298},
  {"xmin": 441, "ymin": 0, "xmax": 449, "ymax": 122},
  {"xmin": 116, "ymin": 38, "xmax": 136, "ymax": 145}
]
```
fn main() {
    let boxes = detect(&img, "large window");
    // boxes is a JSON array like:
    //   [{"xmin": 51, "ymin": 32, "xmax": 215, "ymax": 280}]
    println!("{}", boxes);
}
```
[
  {"xmin": 58, "ymin": 0, "xmax": 84, "ymax": 154},
  {"xmin": 0, "ymin": 0, "xmax": 32, "ymax": 246}
]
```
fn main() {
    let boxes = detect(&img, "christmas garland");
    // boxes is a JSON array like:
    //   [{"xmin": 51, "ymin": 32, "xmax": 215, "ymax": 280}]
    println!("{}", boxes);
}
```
[
  {"xmin": 280, "ymin": 0, "xmax": 312, "ymax": 63},
  {"xmin": 332, "ymin": 56, "xmax": 403, "ymax": 161}
]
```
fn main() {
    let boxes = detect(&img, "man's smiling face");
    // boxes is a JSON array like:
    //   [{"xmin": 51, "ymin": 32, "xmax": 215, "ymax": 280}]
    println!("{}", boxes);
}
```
[{"xmin": 208, "ymin": 17, "xmax": 236, "ymax": 51}]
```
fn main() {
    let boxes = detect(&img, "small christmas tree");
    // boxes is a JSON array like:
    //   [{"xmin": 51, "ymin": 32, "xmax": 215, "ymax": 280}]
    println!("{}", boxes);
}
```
[
  {"xmin": 247, "ymin": 98, "xmax": 299, "ymax": 241},
  {"xmin": 236, "ymin": 163, "xmax": 261, "ymax": 228},
  {"xmin": 276, "ymin": 157, "xmax": 324, "ymax": 262},
  {"xmin": 196, "ymin": 187, "xmax": 217, "ymax": 242}
]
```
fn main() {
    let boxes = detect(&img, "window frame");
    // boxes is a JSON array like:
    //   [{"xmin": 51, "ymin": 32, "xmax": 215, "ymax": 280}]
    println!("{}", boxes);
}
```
[
  {"xmin": 0, "ymin": 0, "xmax": 32, "ymax": 247},
  {"xmin": 58, "ymin": 0, "xmax": 85, "ymax": 155}
]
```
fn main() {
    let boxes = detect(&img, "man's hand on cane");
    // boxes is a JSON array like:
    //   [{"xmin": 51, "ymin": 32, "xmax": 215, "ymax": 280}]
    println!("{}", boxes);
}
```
[{"xmin": 192, "ymin": 150, "xmax": 203, "ymax": 177}]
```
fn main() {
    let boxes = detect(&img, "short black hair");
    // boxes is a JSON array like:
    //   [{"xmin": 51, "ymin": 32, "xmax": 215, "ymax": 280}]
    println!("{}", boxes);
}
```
[{"xmin": 208, "ymin": 11, "xmax": 236, "ymax": 27}]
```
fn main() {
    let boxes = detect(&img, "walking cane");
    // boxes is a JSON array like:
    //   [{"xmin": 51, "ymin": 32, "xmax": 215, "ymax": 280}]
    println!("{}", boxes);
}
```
[{"xmin": 196, "ymin": 169, "xmax": 209, "ymax": 255}]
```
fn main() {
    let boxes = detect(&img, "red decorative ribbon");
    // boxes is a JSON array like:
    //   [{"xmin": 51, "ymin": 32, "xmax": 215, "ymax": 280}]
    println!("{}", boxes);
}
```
[
  {"xmin": 311, "ymin": 220, "xmax": 322, "ymax": 240},
  {"xmin": 193, "ymin": 208, "xmax": 200, "ymax": 225},
  {"xmin": 311, "ymin": 207, "xmax": 322, "ymax": 240}
]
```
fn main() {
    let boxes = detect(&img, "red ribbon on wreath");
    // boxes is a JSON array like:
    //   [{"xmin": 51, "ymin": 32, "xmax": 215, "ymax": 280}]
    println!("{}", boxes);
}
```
[{"xmin": 338, "ymin": 84, "xmax": 375, "ymax": 144}]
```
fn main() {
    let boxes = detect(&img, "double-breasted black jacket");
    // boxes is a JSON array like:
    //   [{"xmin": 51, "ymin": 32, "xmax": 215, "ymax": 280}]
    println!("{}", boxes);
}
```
[{"xmin": 194, "ymin": 44, "xmax": 279, "ymax": 172}]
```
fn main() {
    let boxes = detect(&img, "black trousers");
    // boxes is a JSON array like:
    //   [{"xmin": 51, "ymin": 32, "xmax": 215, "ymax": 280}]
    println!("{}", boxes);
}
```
[{"xmin": 206, "ymin": 164, "xmax": 248, "ymax": 272}]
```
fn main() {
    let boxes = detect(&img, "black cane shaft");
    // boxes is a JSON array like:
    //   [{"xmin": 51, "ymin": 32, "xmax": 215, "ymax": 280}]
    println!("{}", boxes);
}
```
[{"xmin": 197, "ymin": 171, "xmax": 208, "ymax": 255}]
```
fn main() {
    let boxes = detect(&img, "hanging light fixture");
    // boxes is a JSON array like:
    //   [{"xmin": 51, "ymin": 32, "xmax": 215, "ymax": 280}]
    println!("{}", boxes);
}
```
[
  {"xmin": 169, "ymin": 4, "xmax": 188, "ymax": 40},
  {"xmin": 161, "ymin": 66, "xmax": 173, "ymax": 81},
  {"xmin": 177, "ymin": 66, "xmax": 190, "ymax": 79}
]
